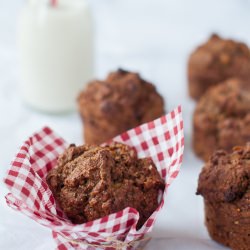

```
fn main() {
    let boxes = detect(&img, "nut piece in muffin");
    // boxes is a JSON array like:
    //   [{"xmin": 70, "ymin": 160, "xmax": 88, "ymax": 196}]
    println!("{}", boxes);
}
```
[
  {"xmin": 188, "ymin": 34, "xmax": 250, "ymax": 100},
  {"xmin": 46, "ymin": 142, "xmax": 165, "ymax": 229},
  {"xmin": 193, "ymin": 78, "xmax": 250, "ymax": 161},
  {"xmin": 78, "ymin": 69, "xmax": 165, "ymax": 144},
  {"xmin": 197, "ymin": 144, "xmax": 250, "ymax": 250}
]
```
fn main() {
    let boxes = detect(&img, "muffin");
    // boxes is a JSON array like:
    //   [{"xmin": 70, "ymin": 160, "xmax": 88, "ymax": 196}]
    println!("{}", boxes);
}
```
[
  {"xmin": 188, "ymin": 34, "xmax": 250, "ymax": 100},
  {"xmin": 197, "ymin": 144, "xmax": 250, "ymax": 250},
  {"xmin": 46, "ymin": 142, "xmax": 165, "ymax": 229},
  {"xmin": 78, "ymin": 69, "xmax": 165, "ymax": 144},
  {"xmin": 193, "ymin": 78, "xmax": 250, "ymax": 161}
]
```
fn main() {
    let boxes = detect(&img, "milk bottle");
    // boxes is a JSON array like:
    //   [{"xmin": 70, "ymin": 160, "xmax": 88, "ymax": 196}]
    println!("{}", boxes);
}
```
[{"xmin": 18, "ymin": 0, "xmax": 94, "ymax": 113}]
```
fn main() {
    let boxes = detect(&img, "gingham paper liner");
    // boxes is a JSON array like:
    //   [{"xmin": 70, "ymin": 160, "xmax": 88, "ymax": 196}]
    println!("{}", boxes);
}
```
[{"xmin": 4, "ymin": 106, "xmax": 184, "ymax": 250}]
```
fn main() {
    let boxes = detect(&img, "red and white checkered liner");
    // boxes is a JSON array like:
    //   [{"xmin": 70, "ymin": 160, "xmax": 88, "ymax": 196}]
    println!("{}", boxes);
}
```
[{"xmin": 4, "ymin": 106, "xmax": 184, "ymax": 250}]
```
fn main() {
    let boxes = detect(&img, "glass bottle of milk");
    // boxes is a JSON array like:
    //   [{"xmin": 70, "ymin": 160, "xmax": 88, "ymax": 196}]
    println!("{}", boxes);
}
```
[{"xmin": 18, "ymin": 0, "xmax": 94, "ymax": 113}]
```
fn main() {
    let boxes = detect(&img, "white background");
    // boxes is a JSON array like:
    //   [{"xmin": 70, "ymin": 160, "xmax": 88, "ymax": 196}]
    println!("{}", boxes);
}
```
[{"xmin": 1, "ymin": 0, "xmax": 250, "ymax": 249}]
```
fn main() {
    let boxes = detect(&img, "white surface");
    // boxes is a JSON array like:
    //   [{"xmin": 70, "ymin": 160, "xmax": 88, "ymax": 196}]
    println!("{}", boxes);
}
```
[
  {"xmin": 1, "ymin": 0, "xmax": 250, "ymax": 249},
  {"xmin": 19, "ymin": 0, "xmax": 94, "ymax": 113}
]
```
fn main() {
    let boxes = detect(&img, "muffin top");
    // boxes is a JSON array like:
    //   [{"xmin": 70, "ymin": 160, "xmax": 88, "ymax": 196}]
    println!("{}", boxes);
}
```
[
  {"xmin": 78, "ymin": 69, "xmax": 165, "ymax": 127},
  {"xmin": 189, "ymin": 34, "xmax": 250, "ymax": 81},
  {"xmin": 195, "ymin": 78, "xmax": 250, "ymax": 119},
  {"xmin": 46, "ymin": 142, "xmax": 165, "ymax": 229},
  {"xmin": 193, "ymin": 78, "xmax": 250, "ymax": 156},
  {"xmin": 197, "ymin": 144, "xmax": 250, "ymax": 203}
]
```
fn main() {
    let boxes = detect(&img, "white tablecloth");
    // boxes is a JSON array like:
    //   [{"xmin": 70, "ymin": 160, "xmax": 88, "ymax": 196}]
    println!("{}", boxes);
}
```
[{"xmin": 1, "ymin": 0, "xmax": 250, "ymax": 249}]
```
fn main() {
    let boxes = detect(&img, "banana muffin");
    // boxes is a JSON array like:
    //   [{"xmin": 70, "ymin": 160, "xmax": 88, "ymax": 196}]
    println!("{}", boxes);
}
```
[
  {"xmin": 46, "ymin": 142, "xmax": 165, "ymax": 229},
  {"xmin": 78, "ymin": 69, "xmax": 165, "ymax": 144},
  {"xmin": 197, "ymin": 144, "xmax": 250, "ymax": 250},
  {"xmin": 188, "ymin": 34, "xmax": 250, "ymax": 100},
  {"xmin": 193, "ymin": 78, "xmax": 250, "ymax": 161}
]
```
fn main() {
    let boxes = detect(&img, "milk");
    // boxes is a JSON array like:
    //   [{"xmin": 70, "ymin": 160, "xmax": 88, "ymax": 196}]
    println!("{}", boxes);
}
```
[{"xmin": 18, "ymin": 0, "xmax": 94, "ymax": 113}]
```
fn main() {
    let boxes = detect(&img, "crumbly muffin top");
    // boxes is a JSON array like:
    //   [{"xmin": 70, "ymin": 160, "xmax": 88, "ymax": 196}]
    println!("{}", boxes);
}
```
[
  {"xmin": 46, "ymin": 142, "xmax": 165, "ymax": 229},
  {"xmin": 197, "ymin": 144, "xmax": 250, "ymax": 203},
  {"xmin": 189, "ymin": 34, "xmax": 250, "ymax": 73},
  {"xmin": 78, "ymin": 69, "xmax": 165, "ymax": 126},
  {"xmin": 195, "ymin": 78, "xmax": 250, "ymax": 121}
]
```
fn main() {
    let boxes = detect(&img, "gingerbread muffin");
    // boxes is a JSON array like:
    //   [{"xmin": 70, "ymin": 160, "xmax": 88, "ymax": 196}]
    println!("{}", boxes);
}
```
[
  {"xmin": 78, "ymin": 69, "xmax": 165, "ymax": 144},
  {"xmin": 46, "ymin": 142, "xmax": 165, "ymax": 229},
  {"xmin": 193, "ymin": 78, "xmax": 250, "ymax": 161},
  {"xmin": 188, "ymin": 34, "xmax": 250, "ymax": 100},
  {"xmin": 197, "ymin": 144, "xmax": 250, "ymax": 250}
]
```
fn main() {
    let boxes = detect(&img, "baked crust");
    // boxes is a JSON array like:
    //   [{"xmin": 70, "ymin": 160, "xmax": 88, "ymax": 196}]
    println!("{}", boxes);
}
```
[
  {"xmin": 46, "ymin": 142, "xmax": 165, "ymax": 229},
  {"xmin": 193, "ymin": 78, "xmax": 250, "ymax": 161},
  {"xmin": 188, "ymin": 34, "xmax": 250, "ymax": 100},
  {"xmin": 78, "ymin": 69, "xmax": 165, "ymax": 144},
  {"xmin": 197, "ymin": 145, "xmax": 250, "ymax": 250}
]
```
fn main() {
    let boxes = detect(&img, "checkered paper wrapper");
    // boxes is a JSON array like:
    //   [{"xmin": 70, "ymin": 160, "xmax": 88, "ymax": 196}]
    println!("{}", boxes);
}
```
[{"xmin": 4, "ymin": 106, "xmax": 184, "ymax": 250}]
